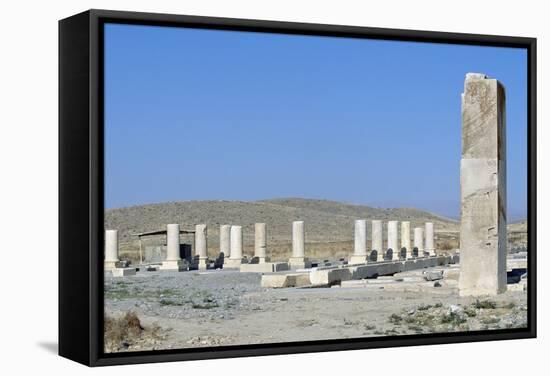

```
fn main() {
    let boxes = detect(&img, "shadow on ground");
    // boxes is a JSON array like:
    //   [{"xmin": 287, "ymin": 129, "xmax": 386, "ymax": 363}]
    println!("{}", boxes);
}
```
[{"xmin": 37, "ymin": 341, "xmax": 58, "ymax": 354}]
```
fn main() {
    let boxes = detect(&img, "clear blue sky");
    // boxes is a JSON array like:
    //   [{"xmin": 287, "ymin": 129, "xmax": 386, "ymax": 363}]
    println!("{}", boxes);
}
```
[{"xmin": 104, "ymin": 23, "xmax": 527, "ymax": 220}]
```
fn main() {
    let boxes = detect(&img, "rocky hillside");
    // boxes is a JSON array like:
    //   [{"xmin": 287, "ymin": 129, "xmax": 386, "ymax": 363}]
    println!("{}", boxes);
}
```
[{"xmin": 105, "ymin": 198, "xmax": 458, "ymax": 247}]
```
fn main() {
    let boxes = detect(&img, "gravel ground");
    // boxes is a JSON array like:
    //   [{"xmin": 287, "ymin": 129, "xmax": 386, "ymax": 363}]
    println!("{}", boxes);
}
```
[{"xmin": 104, "ymin": 266, "xmax": 528, "ymax": 353}]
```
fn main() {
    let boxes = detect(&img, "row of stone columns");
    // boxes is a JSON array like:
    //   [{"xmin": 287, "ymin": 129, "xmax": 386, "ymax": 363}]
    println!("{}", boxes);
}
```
[
  {"xmin": 350, "ymin": 220, "xmax": 436, "ymax": 263},
  {"xmin": 105, "ymin": 221, "xmax": 304, "ymax": 271},
  {"xmin": 105, "ymin": 219, "xmax": 436, "ymax": 271},
  {"xmin": 157, "ymin": 223, "xmax": 265, "ymax": 270},
  {"xmin": 161, "ymin": 223, "xmax": 244, "ymax": 270}
]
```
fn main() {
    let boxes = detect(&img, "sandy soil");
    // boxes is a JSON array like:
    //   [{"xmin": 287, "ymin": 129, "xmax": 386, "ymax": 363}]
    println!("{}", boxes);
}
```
[{"xmin": 104, "ymin": 264, "xmax": 527, "ymax": 353}]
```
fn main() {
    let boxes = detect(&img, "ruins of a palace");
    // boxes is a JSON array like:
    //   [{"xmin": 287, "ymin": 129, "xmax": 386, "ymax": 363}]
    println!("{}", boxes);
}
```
[{"xmin": 104, "ymin": 73, "xmax": 520, "ymax": 297}]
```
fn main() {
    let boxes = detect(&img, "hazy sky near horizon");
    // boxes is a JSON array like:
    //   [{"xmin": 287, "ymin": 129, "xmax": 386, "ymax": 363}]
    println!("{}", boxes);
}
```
[{"xmin": 104, "ymin": 23, "xmax": 528, "ymax": 220}]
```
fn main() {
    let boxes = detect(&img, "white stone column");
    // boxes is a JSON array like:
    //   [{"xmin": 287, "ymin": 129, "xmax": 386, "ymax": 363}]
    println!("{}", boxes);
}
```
[
  {"xmin": 104, "ymin": 229, "xmax": 121, "ymax": 269},
  {"xmin": 166, "ymin": 224, "xmax": 180, "ymax": 260},
  {"xmin": 254, "ymin": 223, "xmax": 268, "ymax": 263},
  {"xmin": 387, "ymin": 221, "xmax": 399, "ymax": 260},
  {"xmin": 160, "ymin": 224, "xmax": 187, "ymax": 271},
  {"xmin": 425, "ymin": 222, "xmax": 435, "ymax": 256},
  {"xmin": 289, "ymin": 221, "xmax": 309, "ymax": 268},
  {"xmin": 350, "ymin": 219, "xmax": 368, "ymax": 264},
  {"xmin": 225, "ymin": 225, "xmax": 243, "ymax": 268},
  {"xmin": 459, "ymin": 73, "xmax": 507, "ymax": 296},
  {"xmin": 195, "ymin": 224, "xmax": 208, "ymax": 270},
  {"xmin": 401, "ymin": 221, "xmax": 411, "ymax": 259},
  {"xmin": 371, "ymin": 220, "xmax": 384, "ymax": 261},
  {"xmin": 220, "ymin": 224, "xmax": 231, "ymax": 256},
  {"xmin": 414, "ymin": 227, "xmax": 424, "ymax": 257}
]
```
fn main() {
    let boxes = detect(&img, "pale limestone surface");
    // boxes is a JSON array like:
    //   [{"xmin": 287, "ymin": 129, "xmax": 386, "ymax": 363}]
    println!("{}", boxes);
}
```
[
  {"xmin": 425, "ymin": 222, "xmax": 435, "ymax": 256},
  {"xmin": 507, "ymin": 258, "xmax": 527, "ymax": 271},
  {"xmin": 160, "ymin": 224, "xmax": 187, "ymax": 271},
  {"xmin": 225, "ymin": 225, "xmax": 243, "ymax": 268},
  {"xmin": 350, "ymin": 219, "xmax": 368, "ymax": 264},
  {"xmin": 401, "ymin": 221, "xmax": 412, "ymax": 259},
  {"xmin": 104, "ymin": 229, "xmax": 122, "ymax": 270},
  {"xmin": 371, "ymin": 220, "xmax": 384, "ymax": 261},
  {"xmin": 260, "ymin": 273, "xmax": 310, "ymax": 288},
  {"xmin": 195, "ymin": 224, "xmax": 208, "ymax": 270},
  {"xmin": 309, "ymin": 268, "xmax": 351, "ymax": 286},
  {"xmin": 291, "ymin": 221, "xmax": 305, "ymax": 258},
  {"xmin": 240, "ymin": 262, "xmax": 289, "ymax": 273},
  {"xmin": 254, "ymin": 223, "xmax": 268, "ymax": 263},
  {"xmin": 387, "ymin": 221, "xmax": 399, "ymax": 260},
  {"xmin": 105, "ymin": 229, "xmax": 119, "ymax": 262},
  {"xmin": 230, "ymin": 225, "xmax": 243, "ymax": 259},
  {"xmin": 166, "ymin": 224, "xmax": 181, "ymax": 261},
  {"xmin": 459, "ymin": 73, "xmax": 507, "ymax": 296},
  {"xmin": 413, "ymin": 227, "xmax": 424, "ymax": 256},
  {"xmin": 111, "ymin": 267, "xmax": 136, "ymax": 277},
  {"xmin": 260, "ymin": 255, "xmax": 448, "ymax": 289},
  {"xmin": 350, "ymin": 257, "xmax": 442, "ymax": 279},
  {"xmin": 219, "ymin": 225, "xmax": 231, "ymax": 255},
  {"xmin": 290, "ymin": 221, "xmax": 309, "ymax": 268}
]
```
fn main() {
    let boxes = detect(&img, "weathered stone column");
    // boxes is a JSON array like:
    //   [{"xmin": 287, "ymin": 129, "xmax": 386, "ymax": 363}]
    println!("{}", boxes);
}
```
[
  {"xmin": 220, "ymin": 224, "xmax": 231, "ymax": 256},
  {"xmin": 371, "ymin": 220, "xmax": 384, "ymax": 261},
  {"xmin": 459, "ymin": 73, "xmax": 507, "ymax": 296},
  {"xmin": 387, "ymin": 221, "xmax": 399, "ymax": 260},
  {"xmin": 350, "ymin": 219, "xmax": 368, "ymax": 264},
  {"xmin": 401, "ymin": 221, "xmax": 411, "ymax": 259},
  {"xmin": 289, "ymin": 221, "xmax": 309, "ymax": 268},
  {"xmin": 254, "ymin": 223, "xmax": 269, "ymax": 263},
  {"xmin": 166, "ymin": 224, "xmax": 180, "ymax": 260},
  {"xmin": 195, "ymin": 224, "xmax": 208, "ymax": 270},
  {"xmin": 104, "ymin": 229, "xmax": 122, "ymax": 270},
  {"xmin": 225, "ymin": 225, "xmax": 243, "ymax": 268},
  {"xmin": 425, "ymin": 222, "xmax": 435, "ymax": 256},
  {"xmin": 413, "ymin": 227, "xmax": 424, "ymax": 257},
  {"xmin": 160, "ymin": 224, "xmax": 187, "ymax": 271}
]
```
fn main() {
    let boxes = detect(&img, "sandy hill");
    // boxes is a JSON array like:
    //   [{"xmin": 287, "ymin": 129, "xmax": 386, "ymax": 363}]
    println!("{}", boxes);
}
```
[{"xmin": 105, "ymin": 198, "xmax": 458, "ymax": 247}]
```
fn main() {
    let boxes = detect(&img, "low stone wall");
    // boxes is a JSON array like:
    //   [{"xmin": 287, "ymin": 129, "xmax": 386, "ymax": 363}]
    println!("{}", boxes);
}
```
[
  {"xmin": 261, "ymin": 255, "xmax": 458, "ymax": 288},
  {"xmin": 240, "ymin": 262, "xmax": 289, "ymax": 273}
]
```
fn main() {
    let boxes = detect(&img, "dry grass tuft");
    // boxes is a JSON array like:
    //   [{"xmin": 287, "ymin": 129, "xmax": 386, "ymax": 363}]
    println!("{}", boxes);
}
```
[{"xmin": 104, "ymin": 311, "xmax": 144, "ymax": 352}]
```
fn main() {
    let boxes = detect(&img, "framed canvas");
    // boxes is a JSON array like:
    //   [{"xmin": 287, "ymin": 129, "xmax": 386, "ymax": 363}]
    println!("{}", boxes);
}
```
[{"xmin": 59, "ymin": 9, "xmax": 536, "ymax": 366}]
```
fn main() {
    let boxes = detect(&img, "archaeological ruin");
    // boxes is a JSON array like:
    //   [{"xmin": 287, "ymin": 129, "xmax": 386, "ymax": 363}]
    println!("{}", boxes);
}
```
[
  {"xmin": 459, "ymin": 73, "xmax": 507, "ymax": 296},
  {"xmin": 104, "ymin": 73, "xmax": 518, "ymax": 297}
]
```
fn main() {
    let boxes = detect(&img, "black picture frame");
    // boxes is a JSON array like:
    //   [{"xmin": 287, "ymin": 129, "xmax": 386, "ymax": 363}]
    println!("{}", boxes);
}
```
[{"xmin": 59, "ymin": 9, "xmax": 537, "ymax": 367}]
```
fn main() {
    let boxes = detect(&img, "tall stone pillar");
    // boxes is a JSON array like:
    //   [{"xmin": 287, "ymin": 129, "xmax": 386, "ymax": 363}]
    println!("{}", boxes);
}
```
[
  {"xmin": 104, "ymin": 229, "xmax": 122, "ymax": 270},
  {"xmin": 195, "ymin": 224, "xmax": 208, "ymax": 270},
  {"xmin": 459, "ymin": 73, "xmax": 507, "ymax": 296},
  {"xmin": 401, "ymin": 221, "xmax": 411, "ymax": 259},
  {"xmin": 160, "ymin": 224, "xmax": 187, "ymax": 271},
  {"xmin": 413, "ymin": 227, "xmax": 424, "ymax": 257},
  {"xmin": 350, "ymin": 219, "xmax": 368, "ymax": 264},
  {"xmin": 225, "ymin": 225, "xmax": 243, "ymax": 268},
  {"xmin": 425, "ymin": 222, "xmax": 436, "ymax": 256},
  {"xmin": 371, "ymin": 220, "xmax": 384, "ymax": 261},
  {"xmin": 387, "ymin": 221, "xmax": 399, "ymax": 260},
  {"xmin": 289, "ymin": 221, "xmax": 309, "ymax": 269},
  {"xmin": 220, "ymin": 224, "xmax": 231, "ymax": 256},
  {"xmin": 254, "ymin": 223, "xmax": 269, "ymax": 263}
]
